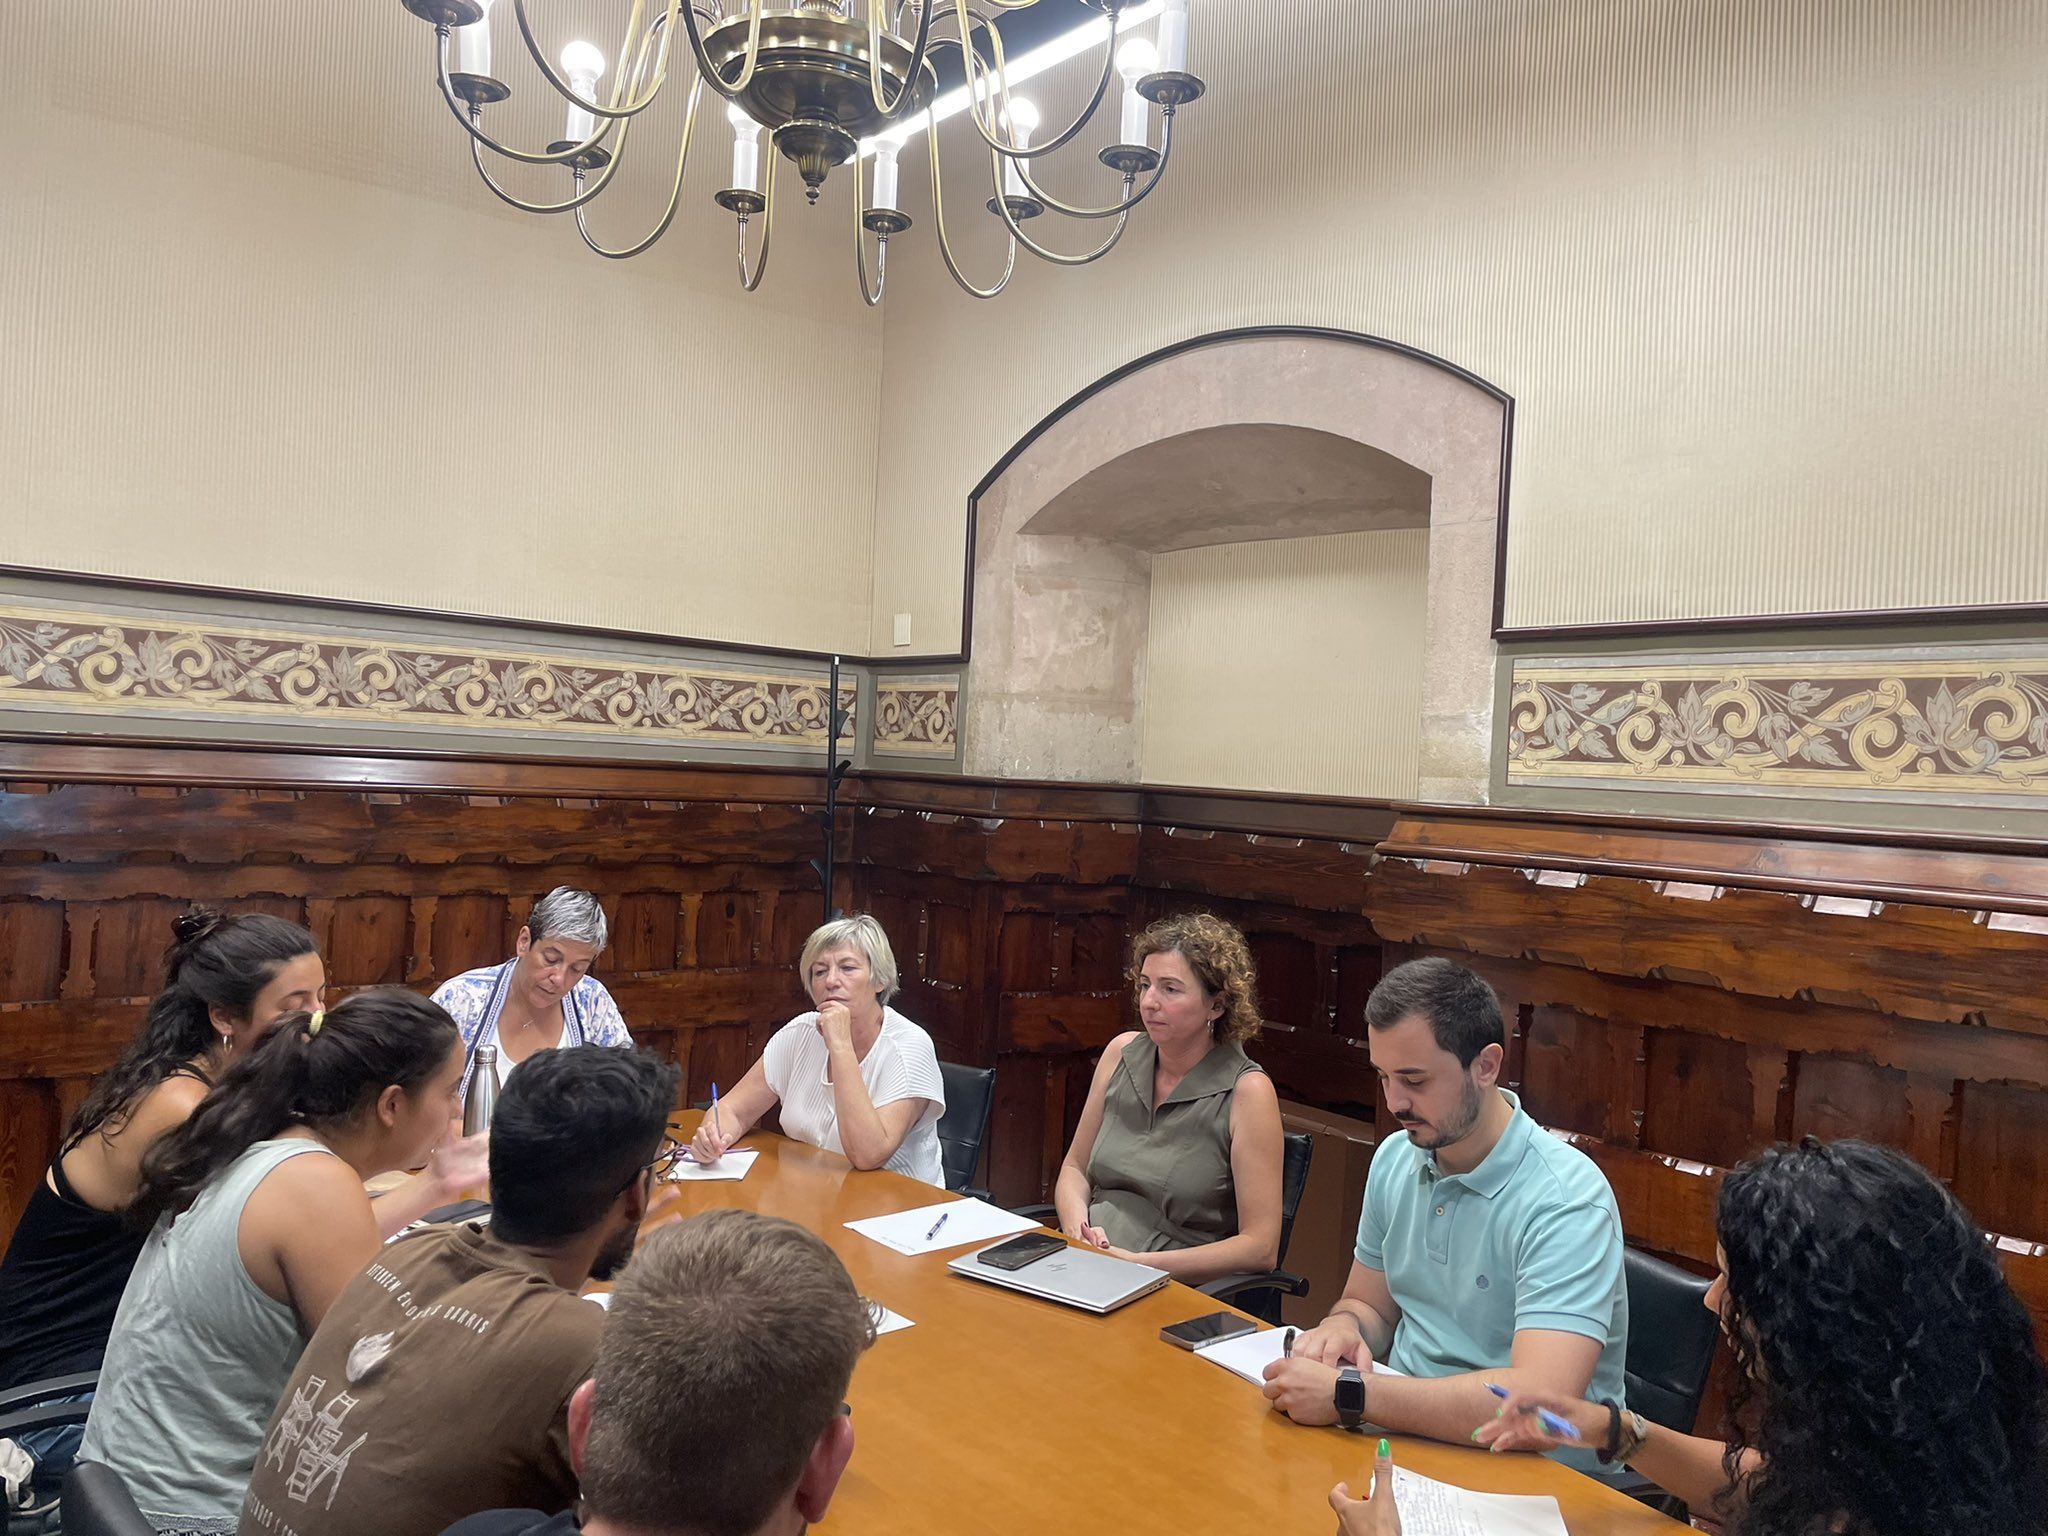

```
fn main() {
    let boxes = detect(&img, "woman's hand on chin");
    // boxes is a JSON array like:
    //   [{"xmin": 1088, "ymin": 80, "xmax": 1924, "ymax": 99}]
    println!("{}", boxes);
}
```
[{"xmin": 815, "ymin": 1001, "xmax": 856, "ymax": 1054}]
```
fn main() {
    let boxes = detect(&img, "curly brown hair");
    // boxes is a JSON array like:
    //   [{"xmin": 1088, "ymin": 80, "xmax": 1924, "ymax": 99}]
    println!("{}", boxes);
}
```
[{"xmin": 1127, "ymin": 913, "xmax": 1263, "ymax": 1043}]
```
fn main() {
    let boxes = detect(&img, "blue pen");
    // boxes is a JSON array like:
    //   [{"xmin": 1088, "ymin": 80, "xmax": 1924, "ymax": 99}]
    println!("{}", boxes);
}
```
[
  {"xmin": 1486, "ymin": 1383, "xmax": 1581, "ymax": 1442},
  {"xmin": 710, "ymin": 1082, "xmax": 723, "ymax": 1140}
]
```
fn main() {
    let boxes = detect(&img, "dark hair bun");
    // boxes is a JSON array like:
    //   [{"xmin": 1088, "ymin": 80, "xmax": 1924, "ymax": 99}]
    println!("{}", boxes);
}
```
[{"xmin": 170, "ymin": 906, "xmax": 226, "ymax": 948}]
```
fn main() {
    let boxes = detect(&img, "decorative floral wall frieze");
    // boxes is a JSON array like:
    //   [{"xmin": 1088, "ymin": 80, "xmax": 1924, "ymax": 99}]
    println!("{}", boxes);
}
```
[
  {"xmin": 873, "ymin": 673, "xmax": 960, "ymax": 757},
  {"xmin": 0, "ymin": 603, "xmax": 854, "ymax": 747},
  {"xmin": 1508, "ymin": 657, "xmax": 2048, "ymax": 796}
]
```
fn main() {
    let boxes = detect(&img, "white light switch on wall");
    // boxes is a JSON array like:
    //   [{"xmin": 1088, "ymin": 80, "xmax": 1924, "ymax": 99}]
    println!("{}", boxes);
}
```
[{"xmin": 892, "ymin": 612, "xmax": 911, "ymax": 647}]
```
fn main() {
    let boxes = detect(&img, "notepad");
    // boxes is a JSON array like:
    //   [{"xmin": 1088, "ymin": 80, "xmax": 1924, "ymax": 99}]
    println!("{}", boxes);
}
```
[
  {"xmin": 1193, "ymin": 1326, "xmax": 1409, "ymax": 1388},
  {"xmin": 669, "ymin": 1148, "xmax": 760, "ymax": 1182},
  {"xmin": 866, "ymin": 1300, "xmax": 914, "ymax": 1336},
  {"xmin": 844, "ymin": 1197, "xmax": 1039, "ymax": 1256},
  {"xmin": 1375, "ymin": 1467, "xmax": 1568, "ymax": 1536}
]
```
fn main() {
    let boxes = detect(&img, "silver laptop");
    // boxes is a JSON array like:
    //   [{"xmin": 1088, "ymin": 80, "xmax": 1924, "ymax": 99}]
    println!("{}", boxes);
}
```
[{"xmin": 948, "ymin": 1241, "xmax": 1170, "ymax": 1314}]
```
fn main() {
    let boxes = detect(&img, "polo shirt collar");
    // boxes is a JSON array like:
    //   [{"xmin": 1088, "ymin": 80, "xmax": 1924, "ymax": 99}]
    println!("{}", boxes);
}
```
[{"xmin": 1421, "ymin": 1088, "xmax": 1532, "ymax": 1199}]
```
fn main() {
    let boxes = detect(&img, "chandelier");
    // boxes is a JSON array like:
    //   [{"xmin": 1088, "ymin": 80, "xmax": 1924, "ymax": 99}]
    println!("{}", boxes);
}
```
[{"xmin": 397, "ymin": 0, "xmax": 1204, "ymax": 301}]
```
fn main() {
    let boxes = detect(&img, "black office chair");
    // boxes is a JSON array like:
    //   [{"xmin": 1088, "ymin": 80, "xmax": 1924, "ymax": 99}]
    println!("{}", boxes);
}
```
[
  {"xmin": 1613, "ymin": 1245, "xmax": 1722, "ymax": 1519},
  {"xmin": 936, "ymin": 1061, "xmax": 996, "ymax": 1201},
  {"xmin": 1016, "ymin": 1131, "xmax": 1315, "ymax": 1325},
  {"xmin": 1, "ymin": 1372, "xmax": 97, "ymax": 1536},
  {"xmin": 58, "ymin": 1462, "xmax": 152, "ymax": 1536},
  {"xmin": 1196, "ymin": 1130, "xmax": 1314, "ymax": 1324}
]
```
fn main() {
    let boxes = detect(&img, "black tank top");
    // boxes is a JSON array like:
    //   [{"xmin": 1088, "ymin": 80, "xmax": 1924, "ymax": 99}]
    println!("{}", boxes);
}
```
[{"xmin": 0, "ymin": 1074, "xmax": 207, "ymax": 1391}]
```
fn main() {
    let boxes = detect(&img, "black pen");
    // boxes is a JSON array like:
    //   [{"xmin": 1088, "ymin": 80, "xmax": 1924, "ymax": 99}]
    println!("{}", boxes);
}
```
[{"xmin": 1282, "ymin": 1327, "xmax": 1297, "ymax": 1358}]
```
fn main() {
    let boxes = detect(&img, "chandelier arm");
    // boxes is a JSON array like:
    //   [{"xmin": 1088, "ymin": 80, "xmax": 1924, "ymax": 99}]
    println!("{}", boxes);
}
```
[
  {"xmin": 988, "ymin": 147, "xmax": 1131, "ymax": 264},
  {"xmin": 468, "ymin": 127, "xmax": 629, "ymax": 213},
  {"xmin": 737, "ymin": 149, "xmax": 779, "ymax": 291},
  {"xmin": 507, "ymin": 0, "xmax": 683, "ymax": 119},
  {"xmin": 1013, "ymin": 104, "xmax": 1176, "ymax": 219},
  {"xmin": 949, "ymin": 1, "xmax": 1120, "ymax": 160},
  {"xmin": 573, "ymin": 79, "xmax": 706, "ymax": 259},
  {"xmin": 926, "ymin": 106, "xmax": 1015, "ymax": 299},
  {"xmin": 680, "ymin": 0, "xmax": 769, "ymax": 99},
  {"xmin": 851, "ymin": 152, "xmax": 888, "ymax": 306},
  {"xmin": 432, "ymin": 21, "xmax": 659, "ymax": 166},
  {"xmin": 865, "ymin": 0, "xmax": 936, "ymax": 117}
]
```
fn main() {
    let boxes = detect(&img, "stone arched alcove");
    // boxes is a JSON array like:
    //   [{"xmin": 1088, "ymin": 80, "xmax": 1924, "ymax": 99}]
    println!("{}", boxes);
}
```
[{"xmin": 964, "ymin": 329, "xmax": 1510, "ymax": 804}]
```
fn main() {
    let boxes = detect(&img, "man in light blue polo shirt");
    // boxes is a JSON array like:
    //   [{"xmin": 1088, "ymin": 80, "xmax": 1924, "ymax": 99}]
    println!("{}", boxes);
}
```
[{"xmin": 1263, "ymin": 958, "xmax": 1627, "ymax": 1472}]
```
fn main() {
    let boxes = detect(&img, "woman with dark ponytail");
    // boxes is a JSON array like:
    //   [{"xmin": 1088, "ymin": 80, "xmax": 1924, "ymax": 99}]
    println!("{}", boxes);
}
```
[
  {"xmin": 0, "ymin": 908, "xmax": 322, "ymax": 1487},
  {"xmin": 77, "ymin": 987, "xmax": 465, "ymax": 1536}
]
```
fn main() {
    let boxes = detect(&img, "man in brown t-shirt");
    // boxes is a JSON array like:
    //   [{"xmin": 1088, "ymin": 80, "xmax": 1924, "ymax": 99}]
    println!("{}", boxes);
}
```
[{"xmin": 241, "ymin": 1045, "xmax": 681, "ymax": 1536}]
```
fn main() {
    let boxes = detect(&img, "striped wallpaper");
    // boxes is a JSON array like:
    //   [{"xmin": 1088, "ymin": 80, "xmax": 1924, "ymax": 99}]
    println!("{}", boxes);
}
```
[
  {"xmin": 1143, "ymin": 530, "xmax": 1430, "ymax": 798},
  {"xmin": 867, "ymin": 0, "xmax": 2048, "ymax": 648},
  {"xmin": 0, "ymin": 1, "xmax": 883, "ymax": 656}
]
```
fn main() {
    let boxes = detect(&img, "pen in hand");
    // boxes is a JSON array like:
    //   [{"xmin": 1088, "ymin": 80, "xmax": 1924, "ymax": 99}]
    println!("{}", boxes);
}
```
[
  {"xmin": 1485, "ymin": 1383, "xmax": 1582, "ymax": 1442},
  {"xmin": 1282, "ymin": 1327, "xmax": 1297, "ymax": 1358},
  {"xmin": 710, "ymin": 1082, "xmax": 723, "ymax": 1141},
  {"xmin": 924, "ymin": 1210, "xmax": 951, "ymax": 1243}
]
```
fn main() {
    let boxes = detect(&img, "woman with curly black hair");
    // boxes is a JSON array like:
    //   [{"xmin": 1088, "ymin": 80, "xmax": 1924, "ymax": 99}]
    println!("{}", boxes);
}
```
[{"xmin": 1473, "ymin": 1138, "xmax": 2048, "ymax": 1536}]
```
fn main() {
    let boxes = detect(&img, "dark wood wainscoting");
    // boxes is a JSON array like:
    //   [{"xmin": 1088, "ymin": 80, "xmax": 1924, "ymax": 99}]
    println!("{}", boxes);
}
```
[
  {"xmin": 0, "ymin": 742, "xmax": 845, "ymax": 1241},
  {"xmin": 847, "ymin": 776, "xmax": 1393, "ymax": 1206},
  {"xmin": 4, "ymin": 743, "xmax": 2046, "ymax": 1361}
]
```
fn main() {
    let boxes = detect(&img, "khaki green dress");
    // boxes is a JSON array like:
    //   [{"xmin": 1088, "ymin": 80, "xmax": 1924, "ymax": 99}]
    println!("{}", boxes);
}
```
[{"xmin": 1085, "ymin": 1034, "xmax": 1263, "ymax": 1253}]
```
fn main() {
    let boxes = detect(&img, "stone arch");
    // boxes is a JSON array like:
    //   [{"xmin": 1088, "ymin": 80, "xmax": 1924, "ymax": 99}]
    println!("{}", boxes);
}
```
[{"xmin": 963, "ymin": 328, "xmax": 1510, "ymax": 803}]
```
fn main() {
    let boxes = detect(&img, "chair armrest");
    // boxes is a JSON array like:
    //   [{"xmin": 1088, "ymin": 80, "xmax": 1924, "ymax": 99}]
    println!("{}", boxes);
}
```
[
  {"xmin": 1197, "ymin": 1270, "xmax": 1310, "ymax": 1305},
  {"xmin": 1011, "ymin": 1203, "xmax": 1058, "ymax": 1225},
  {"xmin": 0, "ymin": 1399, "xmax": 94, "ymax": 1438},
  {"xmin": 961, "ymin": 1187, "xmax": 991, "ymax": 1205},
  {"xmin": 0, "ymin": 1371, "xmax": 97, "ymax": 1415}
]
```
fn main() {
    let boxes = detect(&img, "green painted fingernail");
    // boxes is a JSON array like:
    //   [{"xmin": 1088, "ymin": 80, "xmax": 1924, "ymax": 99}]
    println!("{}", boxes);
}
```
[
  {"xmin": 1470, "ymin": 1430, "xmax": 1482, "ymax": 1441},
  {"xmin": 1378, "ymin": 1438, "xmax": 1391, "ymax": 1458}
]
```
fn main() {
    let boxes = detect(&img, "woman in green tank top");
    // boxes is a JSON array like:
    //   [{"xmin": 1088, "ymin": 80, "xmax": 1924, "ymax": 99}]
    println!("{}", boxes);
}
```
[{"xmin": 1052, "ymin": 913, "xmax": 1285, "ymax": 1286}]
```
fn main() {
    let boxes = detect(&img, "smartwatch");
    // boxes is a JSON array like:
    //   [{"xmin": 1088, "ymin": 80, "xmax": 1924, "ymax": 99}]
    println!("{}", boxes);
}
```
[{"xmin": 1334, "ymin": 1366, "xmax": 1366, "ymax": 1430}]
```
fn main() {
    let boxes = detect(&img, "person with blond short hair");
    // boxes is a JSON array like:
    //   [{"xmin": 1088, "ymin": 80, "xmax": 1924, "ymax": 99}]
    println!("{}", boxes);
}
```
[
  {"xmin": 441, "ymin": 1210, "xmax": 877, "ymax": 1536},
  {"xmin": 689, "ymin": 915, "xmax": 947, "ymax": 1184}
]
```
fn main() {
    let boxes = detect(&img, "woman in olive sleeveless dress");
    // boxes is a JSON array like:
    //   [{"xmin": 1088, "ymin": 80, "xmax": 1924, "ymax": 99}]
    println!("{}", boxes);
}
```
[{"xmin": 1052, "ymin": 914, "xmax": 1285, "ymax": 1285}]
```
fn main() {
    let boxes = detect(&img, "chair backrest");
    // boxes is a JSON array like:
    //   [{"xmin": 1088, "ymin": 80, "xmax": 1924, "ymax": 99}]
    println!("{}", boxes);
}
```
[
  {"xmin": 1621, "ymin": 1246, "xmax": 1721, "ymax": 1434},
  {"xmin": 59, "ymin": 1462, "xmax": 154, "ymax": 1536},
  {"xmin": 936, "ymin": 1060, "xmax": 996, "ymax": 1194},
  {"xmin": 1275, "ymin": 1130, "xmax": 1315, "ymax": 1265}
]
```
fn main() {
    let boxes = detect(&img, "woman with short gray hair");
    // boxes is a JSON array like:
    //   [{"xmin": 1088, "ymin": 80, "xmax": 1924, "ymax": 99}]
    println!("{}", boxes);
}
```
[
  {"xmin": 432, "ymin": 887, "xmax": 632, "ymax": 1108},
  {"xmin": 690, "ymin": 914, "xmax": 945, "ymax": 1185}
]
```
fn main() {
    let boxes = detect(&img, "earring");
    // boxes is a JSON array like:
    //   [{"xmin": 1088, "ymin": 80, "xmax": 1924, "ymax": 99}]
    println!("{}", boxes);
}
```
[{"xmin": 218, "ymin": 1032, "xmax": 233, "ymax": 1055}]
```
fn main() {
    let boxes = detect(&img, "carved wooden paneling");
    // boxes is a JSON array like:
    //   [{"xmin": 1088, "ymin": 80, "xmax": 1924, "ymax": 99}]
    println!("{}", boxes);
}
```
[
  {"xmin": 10, "ymin": 747, "xmax": 2048, "ymax": 1374},
  {"xmin": 0, "ymin": 748, "xmax": 837, "ymax": 1242}
]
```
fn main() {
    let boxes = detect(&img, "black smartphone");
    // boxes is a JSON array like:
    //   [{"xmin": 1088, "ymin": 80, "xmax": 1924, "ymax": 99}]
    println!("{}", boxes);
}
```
[
  {"xmin": 977, "ymin": 1232, "xmax": 1067, "ymax": 1271},
  {"xmin": 1159, "ymin": 1311, "xmax": 1260, "ymax": 1350}
]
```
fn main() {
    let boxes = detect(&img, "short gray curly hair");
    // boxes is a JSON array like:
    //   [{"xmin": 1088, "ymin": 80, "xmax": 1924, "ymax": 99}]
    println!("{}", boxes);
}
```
[
  {"xmin": 798, "ymin": 914, "xmax": 899, "ymax": 1006},
  {"xmin": 526, "ymin": 886, "xmax": 609, "ymax": 953}
]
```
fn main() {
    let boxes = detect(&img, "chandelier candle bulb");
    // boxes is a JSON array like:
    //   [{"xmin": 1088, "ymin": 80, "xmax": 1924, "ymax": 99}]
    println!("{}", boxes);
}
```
[
  {"xmin": 1002, "ymin": 97, "xmax": 1039, "ymax": 201},
  {"xmin": 560, "ymin": 39, "xmax": 605, "ymax": 144},
  {"xmin": 728, "ymin": 103, "xmax": 763, "ymax": 194},
  {"xmin": 1116, "ymin": 37, "xmax": 1157, "ymax": 147},
  {"xmin": 452, "ymin": 12, "xmax": 491, "ymax": 78},
  {"xmin": 871, "ymin": 139, "xmax": 900, "ymax": 212},
  {"xmin": 1157, "ymin": 0, "xmax": 1189, "ymax": 76}
]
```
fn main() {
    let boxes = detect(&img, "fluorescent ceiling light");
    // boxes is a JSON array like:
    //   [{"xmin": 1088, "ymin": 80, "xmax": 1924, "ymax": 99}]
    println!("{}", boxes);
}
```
[{"xmin": 862, "ymin": 1, "xmax": 1167, "ymax": 154}]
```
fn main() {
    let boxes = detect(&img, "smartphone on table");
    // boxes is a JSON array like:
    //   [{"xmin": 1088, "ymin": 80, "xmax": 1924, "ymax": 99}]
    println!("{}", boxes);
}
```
[
  {"xmin": 976, "ymin": 1232, "xmax": 1068, "ymax": 1271},
  {"xmin": 1160, "ymin": 1311, "xmax": 1260, "ymax": 1350}
]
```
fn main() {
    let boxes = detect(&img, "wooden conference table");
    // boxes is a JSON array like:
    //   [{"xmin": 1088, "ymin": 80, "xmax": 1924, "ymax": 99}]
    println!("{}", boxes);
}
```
[{"xmin": 631, "ymin": 1117, "xmax": 1690, "ymax": 1536}]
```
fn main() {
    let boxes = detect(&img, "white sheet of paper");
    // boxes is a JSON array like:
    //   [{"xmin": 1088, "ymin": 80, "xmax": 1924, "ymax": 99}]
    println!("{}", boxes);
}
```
[
  {"xmin": 1379, "ymin": 1467, "xmax": 1568, "ymax": 1536},
  {"xmin": 843, "ymin": 1197, "xmax": 1039, "ymax": 1256},
  {"xmin": 867, "ymin": 1300, "xmax": 914, "ymax": 1335},
  {"xmin": 584, "ymin": 1290, "xmax": 612, "ymax": 1310},
  {"xmin": 669, "ymin": 1148, "xmax": 761, "ymax": 1182},
  {"xmin": 1193, "ymin": 1327, "xmax": 1410, "ymax": 1387}
]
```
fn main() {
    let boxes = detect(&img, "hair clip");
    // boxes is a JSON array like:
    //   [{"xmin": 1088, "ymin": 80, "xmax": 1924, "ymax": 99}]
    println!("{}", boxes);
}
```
[{"xmin": 306, "ymin": 1008, "xmax": 325, "ymax": 1037}]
